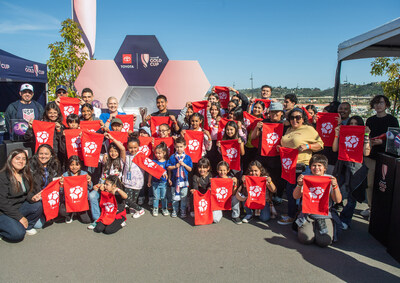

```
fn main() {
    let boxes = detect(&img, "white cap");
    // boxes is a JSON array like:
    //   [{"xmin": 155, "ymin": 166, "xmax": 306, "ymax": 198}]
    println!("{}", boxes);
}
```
[{"xmin": 20, "ymin": 83, "xmax": 34, "ymax": 92}]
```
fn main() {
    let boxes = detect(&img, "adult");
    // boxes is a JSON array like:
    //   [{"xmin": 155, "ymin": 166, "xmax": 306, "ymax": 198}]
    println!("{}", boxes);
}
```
[
  {"xmin": 338, "ymin": 102, "xmax": 352, "ymax": 125},
  {"xmin": 0, "ymin": 149, "xmax": 42, "ymax": 241},
  {"xmin": 99, "ymin": 97, "xmax": 126, "ymax": 131},
  {"xmin": 141, "ymin": 95, "xmax": 179, "ymax": 133},
  {"xmin": 283, "ymin": 93, "xmax": 297, "ymax": 115},
  {"xmin": 56, "ymin": 85, "xmax": 68, "ymax": 98},
  {"xmin": 277, "ymin": 107, "xmax": 324, "ymax": 225},
  {"xmin": 5, "ymin": 83, "xmax": 44, "ymax": 134},
  {"xmin": 80, "ymin": 88, "xmax": 102, "ymax": 118},
  {"xmin": 253, "ymin": 102, "xmax": 286, "ymax": 203},
  {"xmin": 28, "ymin": 144, "xmax": 61, "ymax": 228},
  {"xmin": 363, "ymin": 95, "xmax": 399, "ymax": 217},
  {"xmin": 229, "ymin": 86, "xmax": 249, "ymax": 112}
]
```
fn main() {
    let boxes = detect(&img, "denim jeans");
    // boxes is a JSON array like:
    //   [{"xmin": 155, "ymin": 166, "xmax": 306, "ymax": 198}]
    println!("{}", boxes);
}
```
[
  {"xmin": 340, "ymin": 192, "xmax": 357, "ymax": 226},
  {"xmin": 286, "ymin": 166, "xmax": 311, "ymax": 218},
  {"xmin": 0, "ymin": 201, "xmax": 42, "ymax": 242},
  {"xmin": 214, "ymin": 196, "xmax": 241, "ymax": 222},
  {"xmin": 172, "ymin": 186, "xmax": 188, "ymax": 213},
  {"xmin": 89, "ymin": 190, "xmax": 100, "ymax": 221},
  {"xmin": 152, "ymin": 182, "xmax": 167, "ymax": 210},
  {"xmin": 244, "ymin": 202, "xmax": 271, "ymax": 222}
]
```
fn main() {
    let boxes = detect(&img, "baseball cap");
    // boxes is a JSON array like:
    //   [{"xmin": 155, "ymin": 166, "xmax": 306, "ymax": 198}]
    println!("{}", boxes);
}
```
[
  {"xmin": 20, "ymin": 83, "xmax": 34, "ymax": 92},
  {"xmin": 56, "ymin": 85, "xmax": 68, "ymax": 92},
  {"xmin": 139, "ymin": 126, "xmax": 151, "ymax": 136},
  {"xmin": 110, "ymin": 118, "xmax": 123, "ymax": 125},
  {"xmin": 269, "ymin": 102, "xmax": 284, "ymax": 111}
]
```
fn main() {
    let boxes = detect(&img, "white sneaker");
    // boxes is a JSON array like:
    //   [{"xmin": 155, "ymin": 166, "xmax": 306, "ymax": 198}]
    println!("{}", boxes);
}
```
[
  {"xmin": 26, "ymin": 228, "xmax": 37, "ymax": 236},
  {"xmin": 87, "ymin": 222, "xmax": 97, "ymax": 230},
  {"xmin": 360, "ymin": 208, "xmax": 370, "ymax": 217},
  {"xmin": 242, "ymin": 214, "xmax": 252, "ymax": 223},
  {"xmin": 132, "ymin": 209, "xmax": 145, "ymax": 219},
  {"xmin": 121, "ymin": 221, "xmax": 127, "ymax": 227},
  {"xmin": 138, "ymin": 197, "xmax": 145, "ymax": 205}
]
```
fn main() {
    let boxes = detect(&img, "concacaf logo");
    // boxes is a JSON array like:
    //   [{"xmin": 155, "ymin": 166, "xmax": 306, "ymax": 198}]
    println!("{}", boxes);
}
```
[
  {"xmin": 122, "ymin": 122, "xmax": 130, "ymax": 132},
  {"xmin": 321, "ymin": 122, "xmax": 333, "ymax": 135},
  {"xmin": 249, "ymin": 186, "xmax": 262, "ymax": 198},
  {"xmin": 63, "ymin": 105, "xmax": 75, "ymax": 117},
  {"xmin": 103, "ymin": 202, "xmax": 115, "ymax": 213},
  {"xmin": 188, "ymin": 139, "xmax": 200, "ymax": 151},
  {"xmin": 36, "ymin": 131, "xmax": 49, "ymax": 143},
  {"xmin": 266, "ymin": 132, "xmax": 279, "ymax": 145},
  {"xmin": 71, "ymin": 136, "xmax": 81, "ymax": 149},
  {"xmin": 282, "ymin": 158, "xmax": 293, "ymax": 170},
  {"xmin": 218, "ymin": 92, "xmax": 228, "ymax": 100},
  {"xmin": 243, "ymin": 117, "xmax": 250, "ymax": 128},
  {"xmin": 198, "ymin": 199, "xmax": 208, "ymax": 213},
  {"xmin": 47, "ymin": 191, "xmax": 59, "ymax": 207},
  {"xmin": 344, "ymin": 135, "xmax": 359, "ymax": 149},
  {"xmin": 139, "ymin": 145, "xmax": 150, "ymax": 156},
  {"xmin": 308, "ymin": 186, "xmax": 324, "ymax": 202},
  {"xmin": 226, "ymin": 148, "xmax": 238, "ymax": 159},
  {"xmin": 215, "ymin": 187, "xmax": 228, "ymax": 200},
  {"xmin": 84, "ymin": 141, "xmax": 98, "ymax": 154},
  {"xmin": 144, "ymin": 158, "xmax": 156, "ymax": 168},
  {"xmin": 69, "ymin": 186, "xmax": 83, "ymax": 200}
]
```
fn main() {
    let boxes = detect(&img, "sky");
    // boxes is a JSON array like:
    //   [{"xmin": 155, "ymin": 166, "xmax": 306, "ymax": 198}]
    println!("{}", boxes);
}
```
[{"xmin": 0, "ymin": 0, "xmax": 399, "ymax": 90}]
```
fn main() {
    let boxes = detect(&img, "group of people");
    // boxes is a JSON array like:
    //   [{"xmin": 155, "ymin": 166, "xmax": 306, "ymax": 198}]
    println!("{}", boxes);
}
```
[{"xmin": 0, "ymin": 83, "xmax": 398, "ymax": 248}]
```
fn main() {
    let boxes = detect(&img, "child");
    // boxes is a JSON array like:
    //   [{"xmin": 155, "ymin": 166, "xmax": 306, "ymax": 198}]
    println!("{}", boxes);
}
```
[
  {"xmin": 148, "ymin": 142, "xmax": 170, "ymax": 216},
  {"xmin": 66, "ymin": 114, "xmax": 80, "ymax": 129},
  {"xmin": 99, "ymin": 133, "xmax": 126, "ymax": 184},
  {"xmin": 228, "ymin": 108, "xmax": 247, "ymax": 143},
  {"xmin": 93, "ymin": 175, "xmax": 128, "ymax": 234},
  {"xmin": 190, "ymin": 157, "xmax": 212, "ymax": 217},
  {"xmin": 212, "ymin": 161, "xmax": 240, "ymax": 224},
  {"xmin": 166, "ymin": 136, "xmax": 193, "ymax": 218},
  {"xmin": 121, "ymin": 137, "xmax": 145, "ymax": 218},
  {"xmin": 293, "ymin": 154, "xmax": 342, "ymax": 247},
  {"xmin": 207, "ymin": 102, "xmax": 222, "ymax": 175},
  {"xmin": 239, "ymin": 160, "xmax": 277, "ymax": 223},
  {"xmin": 59, "ymin": 155, "xmax": 93, "ymax": 226},
  {"xmin": 177, "ymin": 102, "xmax": 194, "ymax": 130}
]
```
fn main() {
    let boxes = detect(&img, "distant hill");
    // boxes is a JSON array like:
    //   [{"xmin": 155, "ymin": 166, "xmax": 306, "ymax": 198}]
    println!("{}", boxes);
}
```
[{"xmin": 236, "ymin": 82, "xmax": 384, "ymax": 98}]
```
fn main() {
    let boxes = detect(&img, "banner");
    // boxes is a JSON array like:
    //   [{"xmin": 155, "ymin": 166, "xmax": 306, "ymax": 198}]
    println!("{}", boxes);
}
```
[
  {"xmin": 184, "ymin": 130, "xmax": 204, "ymax": 163},
  {"xmin": 210, "ymin": 178, "xmax": 233, "ymax": 211},
  {"xmin": 261, "ymin": 123, "xmax": 283, "ymax": 157},
  {"xmin": 150, "ymin": 116, "xmax": 172, "ymax": 137},
  {"xmin": 316, "ymin": 112, "xmax": 339, "ymax": 147},
  {"xmin": 302, "ymin": 175, "xmax": 331, "ymax": 216},
  {"xmin": 64, "ymin": 129, "xmax": 83, "ymax": 158},
  {"xmin": 138, "ymin": 136, "xmax": 153, "ymax": 158},
  {"xmin": 279, "ymin": 147, "xmax": 298, "ymax": 184},
  {"xmin": 214, "ymin": 86, "xmax": 230, "ymax": 108},
  {"xmin": 108, "ymin": 131, "xmax": 129, "ymax": 149},
  {"xmin": 338, "ymin": 125, "xmax": 365, "ymax": 163},
  {"xmin": 81, "ymin": 131, "xmax": 104, "ymax": 167},
  {"xmin": 220, "ymin": 139, "xmax": 241, "ymax": 171},
  {"xmin": 153, "ymin": 137, "xmax": 174, "ymax": 157},
  {"xmin": 32, "ymin": 120, "xmax": 55, "ymax": 152},
  {"xmin": 97, "ymin": 191, "xmax": 118, "ymax": 225},
  {"xmin": 245, "ymin": 176, "xmax": 266, "ymax": 209},
  {"xmin": 243, "ymin": 111, "xmax": 261, "ymax": 132},
  {"xmin": 41, "ymin": 180, "xmax": 60, "ymax": 221},
  {"xmin": 193, "ymin": 190, "xmax": 213, "ymax": 225},
  {"xmin": 255, "ymin": 99, "xmax": 271, "ymax": 110},
  {"xmin": 80, "ymin": 120, "xmax": 101, "ymax": 133},
  {"xmin": 133, "ymin": 152, "xmax": 166, "ymax": 179},
  {"xmin": 301, "ymin": 106, "xmax": 313, "ymax": 124},
  {"xmin": 192, "ymin": 101, "xmax": 210, "ymax": 131},
  {"xmin": 59, "ymin": 96, "xmax": 80, "ymax": 126},
  {"xmin": 64, "ymin": 175, "xmax": 89, "ymax": 213},
  {"xmin": 116, "ymin": 114, "xmax": 134, "ymax": 132}
]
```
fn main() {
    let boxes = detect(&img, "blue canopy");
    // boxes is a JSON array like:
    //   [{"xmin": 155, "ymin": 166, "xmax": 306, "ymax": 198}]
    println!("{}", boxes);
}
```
[{"xmin": 0, "ymin": 49, "xmax": 47, "ymax": 83}]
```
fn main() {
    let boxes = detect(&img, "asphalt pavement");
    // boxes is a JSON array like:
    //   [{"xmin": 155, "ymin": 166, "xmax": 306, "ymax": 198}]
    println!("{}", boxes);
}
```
[{"xmin": 1, "ymin": 201, "xmax": 399, "ymax": 282}]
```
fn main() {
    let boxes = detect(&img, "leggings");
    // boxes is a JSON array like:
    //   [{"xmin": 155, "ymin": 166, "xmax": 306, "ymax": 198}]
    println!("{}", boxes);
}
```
[
  {"xmin": 94, "ymin": 217, "xmax": 125, "ymax": 234},
  {"xmin": 125, "ymin": 188, "xmax": 142, "ymax": 212}
]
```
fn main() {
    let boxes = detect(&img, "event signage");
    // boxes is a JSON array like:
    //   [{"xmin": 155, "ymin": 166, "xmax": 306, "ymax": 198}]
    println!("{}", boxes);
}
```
[{"xmin": 114, "ymin": 35, "xmax": 169, "ymax": 86}]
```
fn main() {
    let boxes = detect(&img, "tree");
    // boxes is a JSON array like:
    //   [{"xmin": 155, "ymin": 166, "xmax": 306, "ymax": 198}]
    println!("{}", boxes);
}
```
[
  {"xmin": 47, "ymin": 18, "xmax": 89, "ymax": 99},
  {"xmin": 370, "ymin": 57, "xmax": 400, "ymax": 115}
]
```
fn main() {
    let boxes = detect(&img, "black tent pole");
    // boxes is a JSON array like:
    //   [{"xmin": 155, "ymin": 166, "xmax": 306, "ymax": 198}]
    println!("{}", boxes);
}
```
[{"xmin": 333, "ymin": 60, "xmax": 342, "ymax": 102}]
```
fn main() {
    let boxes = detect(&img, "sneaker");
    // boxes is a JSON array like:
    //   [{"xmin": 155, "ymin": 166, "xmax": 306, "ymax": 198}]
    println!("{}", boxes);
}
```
[
  {"xmin": 65, "ymin": 214, "xmax": 73, "ymax": 224},
  {"xmin": 278, "ymin": 217, "xmax": 294, "ymax": 225},
  {"xmin": 162, "ymin": 209, "xmax": 170, "ymax": 216},
  {"xmin": 242, "ymin": 214, "xmax": 252, "ymax": 223},
  {"xmin": 360, "ymin": 208, "xmax": 370, "ymax": 217},
  {"xmin": 87, "ymin": 222, "xmax": 97, "ymax": 230},
  {"xmin": 333, "ymin": 202, "xmax": 344, "ymax": 212},
  {"xmin": 190, "ymin": 211, "xmax": 195, "ymax": 218},
  {"xmin": 272, "ymin": 196, "xmax": 283, "ymax": 205},
  {"xmin": 132, "ymin": 209, "xmax": 145, "ymax": 219},
  {"xmin": 342, "ymin": 222, "xmax": 349, "ymax": 231},
  {"xmin": 148, "ymin": 197, "xmax": 154, "ymax": 206},
  {"xmin": 152, "ymin": 208, "xmax": 158, "ymax": 217},
  {"xmin": 171, "ymin": 211, "xmax": 177, "ymax": 218},
  {"xmin": 121, "ymin": 221, "xmax": 127, "ymax": 227},
  {"xmin": 180, "ymin": 213, "xmax": 187, "ymax": 219},
  {"xmin": 138, "ymin": 197, "xmax": 145, "ymax": 205},
  {"xmin": 26, "ymin": 228, "xmax": 37, "ymax": 236},
  {"xmin": 232, "ymin": 217, "xmax": 242, "ymax": 225}
]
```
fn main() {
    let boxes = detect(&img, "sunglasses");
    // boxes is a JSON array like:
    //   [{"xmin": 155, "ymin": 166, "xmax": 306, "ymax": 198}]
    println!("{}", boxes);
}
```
[
  {"xmin": 57, "ymin": 90, "xmax": 67, "ymax": 94},
  {"xmin": 289, "ymin": 115, "xmax": 302, "ymax": 121}
]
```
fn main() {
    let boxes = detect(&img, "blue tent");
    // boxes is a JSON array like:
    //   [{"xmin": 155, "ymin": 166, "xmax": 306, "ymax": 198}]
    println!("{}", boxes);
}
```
[{"xmin": 0, "ymin": 49, "xmax": 47, "ymax": 112}]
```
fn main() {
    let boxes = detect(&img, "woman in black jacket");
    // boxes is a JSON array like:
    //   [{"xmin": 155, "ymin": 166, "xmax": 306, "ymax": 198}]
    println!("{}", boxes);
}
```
[{"xmin": 0, "ymin": 149, "xmax": 42, "ymax": 242}]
